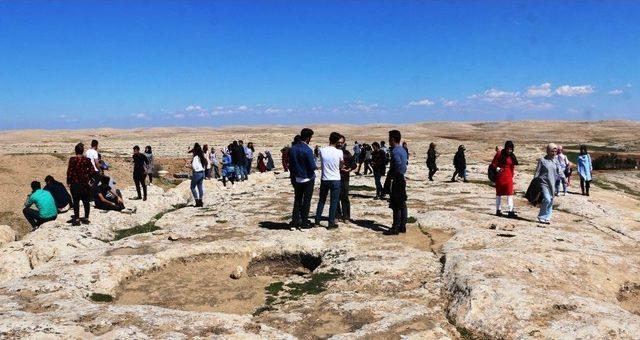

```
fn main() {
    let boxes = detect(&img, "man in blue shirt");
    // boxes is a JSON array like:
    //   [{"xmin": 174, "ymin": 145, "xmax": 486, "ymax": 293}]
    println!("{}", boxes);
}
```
[
  {"xmin": 23, "ymin": 181, "xmax": 58, "ymax": 230},
  {"xmin": 289, "ymin": 128, "xmax": 317, "ymax": 229},
  {"xmin": 383, "ymin": 130, "xmax": 408, "ymax": 235}
]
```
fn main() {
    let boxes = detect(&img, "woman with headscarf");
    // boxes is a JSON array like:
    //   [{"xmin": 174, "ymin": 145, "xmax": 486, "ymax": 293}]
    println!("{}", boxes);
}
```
[
  {"xmin": 451, "ymin": 145, "xmax": 467, "ymax": 182},
  {"xmin": 426, "ymin": 142, "xmax": 438, "ymax": 181},
  {"xmin": 189, "ymin": 143, "xmax": 207, "ymax": 207},
  {"xmin": 554, "ymin": 145, "xmax": 570, "ymax": 196},
  {"xmin": 577, "ymin": 145, "xmax": 593, "ymax": 196},
  {"xmin": 491, "ymin": 141, "xmax": 519, "ymax": 217},
  {"xmin": 281, "ymin": 146, "xmax": 291, "ymax": 172},
  {"xmin": 534, "ymin": 143, "xmax": 560, "ymax": 224},
  {"xmin": 257, "ymin": 153, "xmax": 267, "ymax": 173},
  {"xmin": 144, "ymin": 145, "xmax": 154, "ymax": 184},
  {"xmin": 221, "ymin": 146, "xmax": 236, "ymax": 187},
  {"xmin": 265, "ymin": 150, "xmax": 275, "ymax": 171}
]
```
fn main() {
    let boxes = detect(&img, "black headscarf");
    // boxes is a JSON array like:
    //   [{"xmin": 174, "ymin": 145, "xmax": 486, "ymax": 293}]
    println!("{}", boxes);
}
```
[{"xmin": 500, "ymin": 140, "xmax": 518, "ymax": 166}]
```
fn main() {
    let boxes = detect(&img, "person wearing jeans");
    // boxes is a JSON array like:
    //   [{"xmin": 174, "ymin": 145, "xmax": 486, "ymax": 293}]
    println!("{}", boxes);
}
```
[
  {"xmin": 534, "ymin": 143, "xmax": 559, "ymax": 224},
  {"xmin": 189, "ymin": 143, "xmax": 207, "ymax": 207},
  {"xmin": 289, "ymin": 128, "xmax": 317, "ymax": 229},
  {"xmin": 314, "ymin": 132, "xmax": 344, "ymax": 229}
]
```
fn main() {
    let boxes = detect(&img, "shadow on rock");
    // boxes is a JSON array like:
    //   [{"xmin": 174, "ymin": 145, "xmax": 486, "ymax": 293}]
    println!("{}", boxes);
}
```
[
  {"xmin": 351, "ymin": 219, "xmax": 389, "ymax": 233},
  {"xmin": 259, "ymin": 221, "xmax": 291, "ymax": 230}
]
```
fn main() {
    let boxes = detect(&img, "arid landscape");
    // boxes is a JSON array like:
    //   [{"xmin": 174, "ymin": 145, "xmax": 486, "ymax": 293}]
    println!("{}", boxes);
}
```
[{"xmin": 0, "ymin": 121, "xmax": 639, "ymax": 339}]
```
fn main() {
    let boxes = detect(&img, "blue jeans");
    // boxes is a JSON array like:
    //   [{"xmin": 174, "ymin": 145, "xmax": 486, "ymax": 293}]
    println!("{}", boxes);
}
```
[
  {"xmin": 555, "ymin": 177, "xmax": 567, "ymax": 195},
  {"xmin": 538, "ymin": 185, "xmax": 553, "ymax": 221},
  {"xmin": 374, "ymin": 170, "xmax": 384, "ymax": 197},
  {"xmin": 191, "ymin": 171, "xmax": 205, "ymax": 199},
  {"xmin": 246, "ymin": 158, "xmax": 253, "ymax": 175},
  {"xmin": 315, "ymin": 180, "xmax": 341, "ymax": 225},
  {"xmin": 234, "ymin": 164, "xmax": 244, "ymax": 180}
]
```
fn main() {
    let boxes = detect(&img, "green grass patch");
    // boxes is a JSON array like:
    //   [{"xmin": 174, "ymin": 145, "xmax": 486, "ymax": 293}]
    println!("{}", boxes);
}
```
[
  {"xmin": 286, "ymin": 270, "xmax": 342, "ymax": 297},
  {"xmin": 89, "ymin": 293, "xmax": 113, "ymax": 302},
  {"xmin": 113, "ymin": 203, "xmax": 187, "ymax": 241},
  {"xmin": 564, "ymin": 151, "xmax": 579, "ymax": 165},
  {"xmin": 350, "ymin": 184, "xmax": 376, "ymax": 192},
  {"xmin": 265, "ymin": 281, "xmax": 285, "ymax": 295},
  {"xmin": 407, "ymin": 216, "xmax": 417, "ymax": 224}
]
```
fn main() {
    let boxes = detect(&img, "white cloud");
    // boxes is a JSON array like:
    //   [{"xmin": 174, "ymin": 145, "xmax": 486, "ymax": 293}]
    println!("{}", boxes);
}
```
[
  {"xmin": 132, "ymin": 112, "xmax": 148, "ymax": 119},
  {"xmin": 442, "ymin": 99, "xmax": 457, "ymax": 107},
  {"xmin": 406, "ymin": 98, "xmax": 435, "ymax": 107},
  {"xmin": 173, "ymin": 113, "xmax": 186, "ymax": 119},
  {"xmin": 185, "ymin": 105, "xmax": 204, "ymax": 112},
  {"xmin": 264, "ymin": 108, "xmax": 281, "ymax": 114},
  {"xmin": 608, "ymin": 89, "xmax": 623, "ymax": 95},
  {"xmin": 348, "ymin": 102, "xmax": 379, "ymax": 112},
  {"xmin": 469, "ymin": 88, "xmax": 552, "ymax": 110},
  {"xmin": 237, "ymin": 105, "xmax": 249, "ymax": 111},
  {"xmin": 59, "ymin": 114, "xmax": 67, "ymax": 119},
  {"xmin": 469, "ymin": 88, "xmax": 520, "ymax": 102},
  {"xmin": 526, "ymin": 83, "xmax": 553, "ymax": 97},
  {"xmin": 555, "ymin": 85, "xmax": 595, "ymax": 96}
]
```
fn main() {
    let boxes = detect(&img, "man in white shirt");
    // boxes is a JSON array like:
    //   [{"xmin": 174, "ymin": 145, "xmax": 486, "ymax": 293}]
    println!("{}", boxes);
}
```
[
  {"xmin": 314, "ymin": 132, "xmax": 344, "ymax": 229},
  {"xmin": 85, "ymin": 140, "xmax": 100, "ymax": 173}
]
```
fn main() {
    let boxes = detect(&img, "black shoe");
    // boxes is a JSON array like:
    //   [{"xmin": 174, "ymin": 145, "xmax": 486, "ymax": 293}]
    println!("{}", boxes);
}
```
[
  {"xmin": 383, "ymin": 227, "xmax": 399, "ymax": 235},
  {"xmin": 508, "ymin": 211, "xmax": 518, "ymax": 219},
  {"xmin": 428, "ymin": 178, "xmax": 433, "ymax": 181},
  {"xmin": 327, "ymin": 223, "xmax": 339, "ymax": 230},
  {"xmin": 496, "ymin": 210, "xmax": 503, "ymax": 217},
  {"xmin": 131, "ymin": 197, "xmax": 142, "ymax": 200},
  {"xmin": 80, "ymin": 218, "xmax": 90, "ymax": 225},
  {"xmin": 399, "ymin": 226, "xmax": 406, "ymax": 233},
  {"xmin": 71, "ymin": 220, "xmax": 81, "ymax": 226},
  {"xmin": 143, "ymin": 197, "xmax": 147, "ymax": 201}
]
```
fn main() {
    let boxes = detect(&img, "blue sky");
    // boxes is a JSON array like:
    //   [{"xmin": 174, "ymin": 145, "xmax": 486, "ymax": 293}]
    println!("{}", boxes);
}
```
[{"xmin": 0, "ymin": 0, "xmax": 638, "ymax": 129}]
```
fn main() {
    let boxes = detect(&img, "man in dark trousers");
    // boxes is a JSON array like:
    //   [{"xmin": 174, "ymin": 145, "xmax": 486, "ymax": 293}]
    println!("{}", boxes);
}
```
[
  {"xmin": 337, "ymin": 135, "xmax": 357, "ymax": 222},
  {"xmin": 371, "ymin": 142, "xmax": 387, "ymax": 200},
  {"xmin": 383, "ymin": 130, "xmax": 408, "ymax": 235},
  {"xmin": 289, "ymin": 128, "xmax": 317, "ymax": 230},
  {"xmin": 231, "ymin": 141, "xmax": 245, "ymax": 181}
]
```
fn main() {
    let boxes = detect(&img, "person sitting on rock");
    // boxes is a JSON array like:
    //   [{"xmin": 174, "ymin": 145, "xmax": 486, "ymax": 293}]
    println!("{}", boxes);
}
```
[
  {"xmin": 43, "ymin": 175, "xmax": 72, "ymax": 213},
  {"xmin": 23, "ymin": 181, "xmax": 58, "ymax": 230},
  {"xmin": 94, "ymin": 176, "xmax": 125, "ymax": 211}
]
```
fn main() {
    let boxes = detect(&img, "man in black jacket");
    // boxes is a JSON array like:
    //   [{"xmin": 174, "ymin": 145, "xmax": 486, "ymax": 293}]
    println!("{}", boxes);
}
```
[
  {"xmin": 231, "ymin": 141, "xmax": 246, "ymax": 181},
  {"xmin": 44, "ymin": 175, "xmax": 72, "ymax": 212}
]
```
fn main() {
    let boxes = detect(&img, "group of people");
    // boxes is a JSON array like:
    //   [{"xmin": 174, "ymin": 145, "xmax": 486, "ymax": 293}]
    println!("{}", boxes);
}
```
[
  {"xmin": 23, "ymin": 140, "xmax": 155, "ymax": 229},
  {"xmin": 288, "ymin": 128, "xmax": 408, "ymax": 235},
  {"xmin": 23, "ymin": 133, "xmax": 597, "ymax": 232}
]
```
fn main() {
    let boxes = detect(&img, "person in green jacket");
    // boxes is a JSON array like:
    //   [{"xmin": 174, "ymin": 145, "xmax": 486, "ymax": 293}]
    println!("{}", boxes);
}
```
[{"xmin": 23, "ymin": 181, "xmax": 58, "ymax": 230}]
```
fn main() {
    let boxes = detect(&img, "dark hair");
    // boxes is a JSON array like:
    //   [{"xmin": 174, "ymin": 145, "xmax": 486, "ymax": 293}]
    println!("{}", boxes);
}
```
[
  {"xmin": 91, "ymin": 140, "xmax": 98, "ymax": 148},
  {"xmin": 381, "ymin": 141, "xmax": 385, "ymax": 146},
  {"xmin": 248, "ymin": 142, "xmax": 255, "ymax": 152},
  {"xmin": 100, "ymin": 176, "xmax": 111, "ymax": 188},
  {"xmin": 203, "ymin": 144, "xmax": 209, "ymax": 153},
  {"xmin": 133, "ymin": 145, "xmax": 140, "ymax": 151},
  {"xmin": 429, "ymin": 142, "xmax": 436, "ymax": 150},
  {"xmin": 45, "ymin": 175, "xmax": 54, "ymax": 183},
  {"xmin": 580, "ymin": 144, "xmax": 588, "ymax": 155},
  {"xmin": 329, "ymin": 132, "xmax": 341, "ymax": 144},
  {"xmin": 145, "ymin": 145, "xmax": 152, "ymax": 153},
  {"xmin": 500, "ymin": 140, "xmax": 519, "ymax": 166},
  {"xmin": 293, "ymin": 135, "xmax": 302, "ymax": 145},
  {"xmin": 31, "ymin": 181, "xmax": 41, "ymax": 191},
  {"xmin": 74, "ymin": 143, "xmax": 84, "ymax": 155},
  {"xmin": 300, "ymin": 128, "xmax": 314, "ymax": 142},
  {"xmin": 372, "ymin": 142, "xmax": 380, "ymax": 148},
  {"xmin": 389, "ymin": 130, "xmax": 401, "ymax": 144},
  {"xmin": 191, "ymin": 143, "xmax": 208, "ymax": 168},
  {"xmin": 239, "ymin": 140, "xmax": 243, "ymax": 144}
]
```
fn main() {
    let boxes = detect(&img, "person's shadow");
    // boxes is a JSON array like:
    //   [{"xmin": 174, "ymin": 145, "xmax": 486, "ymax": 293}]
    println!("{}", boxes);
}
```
[
  {"xmin": 350, "ymin": 219, "xmax": 389, "ymax": 233},
  {"xmin": 258, "ymin": 221, "xmax": 291, "ymax": 230}
]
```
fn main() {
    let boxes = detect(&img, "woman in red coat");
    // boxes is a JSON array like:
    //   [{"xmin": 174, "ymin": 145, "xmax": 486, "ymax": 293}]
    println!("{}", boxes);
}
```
[{"xmin": 491, "ymin": 140, "xmax": 519, "ymax": 218}]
